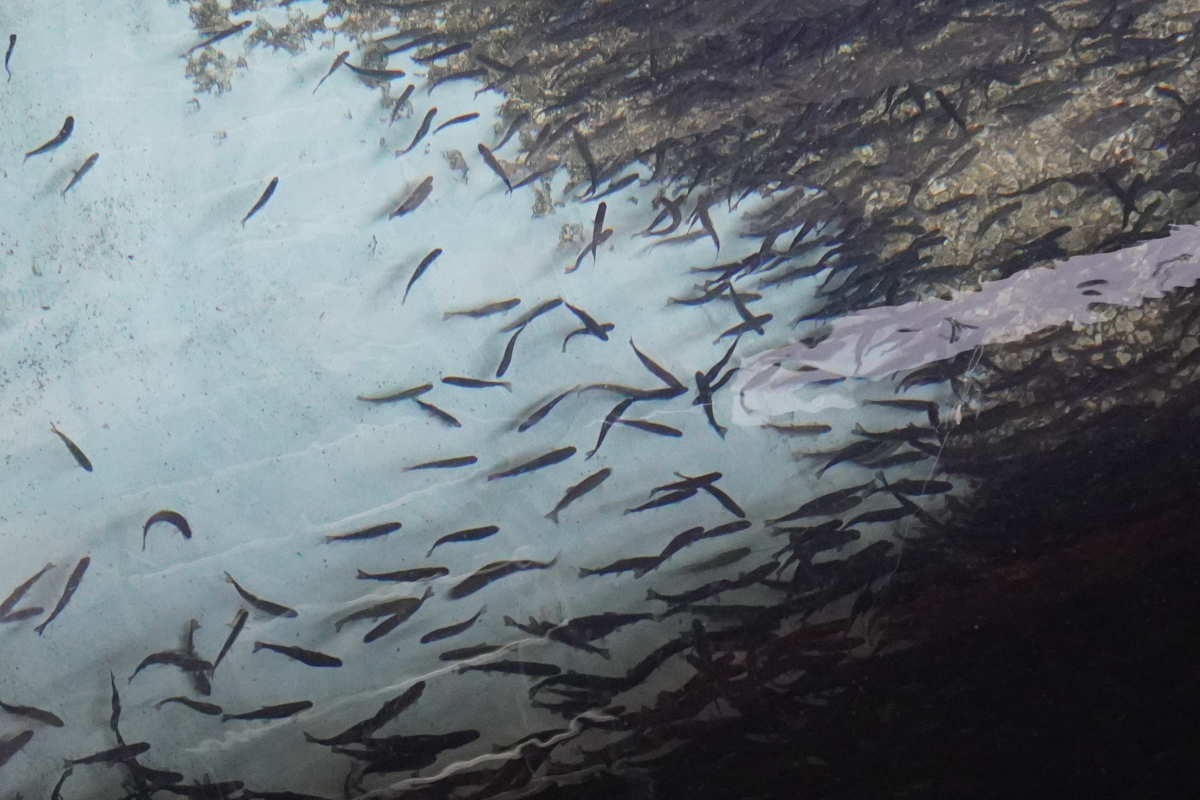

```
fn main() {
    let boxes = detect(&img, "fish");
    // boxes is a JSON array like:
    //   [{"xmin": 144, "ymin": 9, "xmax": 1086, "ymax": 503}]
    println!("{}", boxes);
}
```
[
  {"xmin": 62, "ymin": 152, "xmax": 99, "ymax": 196},
  {"xmin": 765, "ymin": 482, "xmax": 873, "ymax": 525},
  {"xmin": 50, "ymin": 424, "xmax": 91, "ymax": 471},
  {"xmin": 324, "ymin": 522, "xmax": 402, "ymax": 543},
  {"xmin": 0, "ymin": 700, "xmax": 64, "ymax": 728},
  {"xmin": 0, "ymin": 562, "xmax": 54, "ymax": 620},
  {"xmin": 496, "ymin": 325, "xmax": 524, "ymax": 378},
  {"xmin": 587, "ymin": 398, "xmax": 636, "ymax": 459},
  {"xmin": 425, "ymin": 68, "xmax": 489, "ymax": 94},
  {"xmin": 357, "ymin": 383, "xmax": 433, "ymax": 403},
  {"xmin": 589, "ymin": 172, "xmax": 639, "ymax": 200},
  {"xmin": 336, "ymin": 587, "xmax": 433, "ymax": 636},
  {"xmin": 615, "ymin": 419, "xmax": 682, "ymax": 438},
  {"xmin": 304, "ymin": 681, "xmax": 425, "ymax": 747},
  {"xmin": 510, "ymin": 167, "xmax": 556, "ymax": 191},
  {"xmin": 448, "ymin": 557, "xmax": 558, "ymax": 599},
  {"xmin": 253, "ymin": 641, "xmax": 343, "ymax": 668},
  {"xmin": 185, "ymin": 20, "xmax": 250, "ymax": 54},
  {"xmin": 652, "ymin": 472, "xmax": 721, "ymax": 495},
  {"xmin": 108, "ymin": 672, "xmax": 125, "ymax": 743},
  {"xmin": 313, "ymin": 50, "xmax": 350, "ymax": 93},
  {"xmin": 764, "ymin": 423, "xmax": 832, "ymax": 435},
  {"xmin": 4, "ymin": 34, "xmax": 13, "ymax": 82},
  {"xmin": 389, "ymin": 83, "xmax": 416, "ymax": 126},
  {"xmin": 545, "ymin": 468, "xmax": 611, "ymax": 523},
  {"xmin": 414, "ymin": 399, "xmax": 462, "ymax": 427},
  {"xmin": 476, "ymin": 142, "xmax": 512, "ymax": 191},
  {"xmin": 363, "ymin": 589, "xmax": 434, "ymax": 644},
  {"xmin": 25, "ymin": 116, "xmax": 74, "ymax": 161},
  {"xmin": 563, "ymin": 322, "xmax": 615, "ymax": 351},
  {"xmin": 700, "ymin": 483, "xmax": 746, "ymax": 518},
  {"xmin": 495, "ymin": 112, "xmax": 529, "ymax": 151},
  {"xmin": 241, "ymin": 176, "xmax": 278, "ymax": 227},
  {"xmin": 154, "ymin": 697, "xmax": 223, "ymax": 715},
  {"xmin": 562, "ymin": 301, "xmax": 611, "ymax": 343},
  {"xmin": 1077, "ymin": 278, "xmax": 1108, "ymax": 288},
  {"xmin": 0, "ymin": 730, "xmax": 33, "ymax": 769},
  {"xmin": 852, "ymin": 422, "xmax": 940, "ymax": 442},
  {"xmin": 660, "ymin": 521, "xmax": 752, "ymax": 561},
  {"xmin": 403, "ymin": 247, "xmax": 443, "ymax": 303},
  {"xmin": 692, "ymin": 196, "xmax": 721, "ymax": 252},
  {"xmin": 152, "ymin": 782, "xmax": 245, "ymax": 798},
  {"xmin": 413, "ymin": 41, "xmax": 471, "ymax": 62},
  {"xmin": 213, "ymin": 608, "xmax": 248, "ymax": 671},
  {"xmin": 878, "ymin": 478, "xmax": 953, "ymax": 496},
  {"xmin": 358, "ymin": 566, "xmax": 449, "ymax": 583},
  {"xmin": 845, "ymin": 505, "xmax": 915, "ymax": 527},
  {"xmin": 404, "ymin": 455, "xmax": 478, "ymax": 471},
  {"xmin": 625, "ymin": 488, "xmax": 696, "ymax": 514},
  {"xmin": 64, "ymin": 742, "xmax": 150, "ymax": 767},
  {"xmin": 142, "ymin": 509, "xmax": 192, "ymax": 550},
  {"xmin": 34, "ymin": 556, "xmax": 89, "ymax": 636},
  {"xmin": 434, "ymin": 112, "xmax": 480, "ymax": 133},
  {"xmin": 569, "ymin": 203, "xmax": 612, "ymax": 272},
  {"xmin": 500, "ymin": 298, "xmax": 563, "ymax": 333},
  {"xmin": 441, "ymin": 376, "xmax": 510, "ymax": 390},
  {"xmin": 426, "ymin": 525, "xmax": 499, "ymax": 557},
  {"xmin": 487, "ymin": 446, "xmax": 576, "ymax": 481},
  {"xmin": 934, "ymin": 89, "xmax": 969, "ymax": 133},
  {"xmin": 813, "ymin": 439, "xmax": 897, "ymax": 477},
  {"xmin": 458, "ymin": 660, "xmax": 561, "ymax": 677},
  {"xmin": 129, "ymin": 650, "xmax": 214, "ymax": 682},
  {"xmin": 224, "ymin": 572, "xmax": 298, "ymax": 619},
  {"xmin": 389, "ymin": 175, "xmax": 433, "ymax": 219},
  {"xmin": 518, "ymin": 389, "xmax": 575, "ymax": 432},
  {"xmin": 444, "ymin": 297, "xmax": 520, "ymax": 319},
  {"xmin": 401, "ymin": 108, "xmax": 437, "ymax": 154},
  {"xmin": 578, "ymin": 556, "xmax": 662, "ymax": 579},
  {"xmin": 630, "ymin": 340, "xmax": 686, "ymax": 393},
  {"xmin": 646, "ymin": 562, "xmax": 779, "ymax": 606},
  {"xmin": 222, "ymin": 701, "xmax": 313, "ymax": 723},
  {"xmin": 420, "ymin": 607, "xmax": 485, "ymax": 643},
  {"xmin": 51, "ymin": 767, "xmax": 73, "ymax": 800},
  {"xmin": 681, "ymin": 547, "xmax": 753, "ymax": 574},
  {"xmin": 345, "ymin": 63, "xmax": 407, "ymax": 80},
  {"xmin": 865, "ymin": 398, "xmax": 941, "ymax": 427},
  {"xmin": 438, "ymin": 644, "xmax": 501, "ymax": 661}
]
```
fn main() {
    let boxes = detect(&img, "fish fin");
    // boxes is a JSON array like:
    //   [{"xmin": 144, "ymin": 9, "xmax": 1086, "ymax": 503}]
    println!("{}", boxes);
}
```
[
  {"xmin": 252, "ymin": 642, "xmax": 265, "ymax": 653},
  {"xmin": 545, "ymin": 510, "xmax": 559, "ymax": 523}
]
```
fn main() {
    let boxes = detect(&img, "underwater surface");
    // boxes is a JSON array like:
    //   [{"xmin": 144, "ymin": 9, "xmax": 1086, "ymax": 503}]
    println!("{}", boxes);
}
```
[{"xmin": 2, "ymin": 0, "xmax": 1199, "ymax": 797}]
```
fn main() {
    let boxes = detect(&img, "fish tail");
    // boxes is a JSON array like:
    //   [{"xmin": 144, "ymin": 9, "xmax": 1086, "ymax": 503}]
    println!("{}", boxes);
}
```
[
  {"xmin": 578, "ymin": 568, "xmax": 593, "ymax": 578},
  {"xmin": 544, "ymin": 510, "xmax": 559, "ymax": 524},
  {"xmin": 645, "ymin": 590, "xmax": 657, "ymax": 601},
  {"xmin": 252, "ymin": 642, "xmax": 265, "ymax": 653}
]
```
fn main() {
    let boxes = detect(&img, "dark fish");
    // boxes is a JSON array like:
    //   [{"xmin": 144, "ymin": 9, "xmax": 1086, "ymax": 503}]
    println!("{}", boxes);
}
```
[
  {"xmin": 402, "ymin": 108, "xmax": 437, "ymax": 154},
  {"xmin": 336, "ymin": 588, "xmax": 433, "ymax": 640},
  {"xmin": 404, "ymin": 455, "xmax": 478, "ymax": 471},
  {"xmin": 325, "ymin": 522, "xmax": 402, "ymax": 543},
  {"xmin": 0, "ymin": 700, "xmax": 64, "ymax": 728},
  {"xmin": 518, "ymin": 389, "xmax": 574, "ymax": 432},
  {"xmin": 700, "ymin": 483, "xmax": 746, "ymax": 518},
  {"xmin": 51, "ymin": 767, "xmax": 73, "ymax": 800},
  {"xmin": 496, "ymin": 325, "xmax": 524, "ymax": 378},
  {"xmin": 426, "ymin": 525, "xmax": 499, "ymax": 557},
  {"xmin": 589, "ymin": 172, "xmax": 639, "ymax": 200},
  {"xmin": 25, "ymin": 116, "xmax": 74, "ymax": 161},
  {"xmin": 562, "ymin": 302, "xmax": 610, "ymax": 343},
  {"xmin": 476, "ymin": 143, "xmax": 512, "ymax": 190},
  {"xmin": 389, "ymin": 175, "xmax": 433, "ymax": 219},
  {"xmin": 448, "ymin": 557, "xmax": 558, "ymax": 599},
  {"xmin": 62, "ymin": 152, "xmax": 99, "ymax": 196},
  {"xmin": 345, "ymin": 63, "xmax": 406, "ymax": 80},
  {"xmin": 934, "ymin": 90, "xmax": 968, "ymax": 133},
  {"xmin": 425, "ymin": 68, "xmax": 489, "ymax": 94},
  {"xmin": 304, "ymin": 681, "xmax": 425, "ymax": 747},
  {"xmin": 616, "ymin": 419, "xmax": 681, "ymax": 438},
  {"xmin": 510, "ymin": 167, "xmax": 555, "ymax": 191},
  {"xmin": 363, "ymin": 590, "xmax": 434, "ymax": 644},
  {"xmin": 458, "ymin": 660, "xmax": 561, "ymax": 677},
  {"xmin": 587, "ymin": 398, "xmax": 635, "ymax": 459},
  {"xmin": 64, "ymin": 742, "xmax": 150, "ymax": 767},
  {"xmin": 488, "ymin": 446, "xmax": 575, "ymax": 481},
  {"xmin": 357, "ymin": 383, "xmax": 433, "ymax": 402},
  {"xmin": 545, "ymin": 468, "xmax": 611, "ymax": 523},
  {"xmin": 846, "ymin": 505, "xmax": 915, "ymax": 527},
  {"xmin": 222, "ymin": 701, "xmax": 313, "ymax": 722},
  {"xmin": 443, "ymin": 297, "xmax": 519, "ymax": 319},
  {"xmin": 879, "ymin": 478, "xmax": 953, "ymax": 496},
  {"xmin": 186, "ymin": 20, "xmax": 250, "ymax": 54},
  {"xmin": 630, "ymin": 340, "xmax": 686, "ymax": 392},
  {"xmin": 692, "ymin": 197, "xmax": 721, "ymax": 252},
  {"xmin": 578, "ymin": 555, "xmax": 662, "ymax": 579},
  {"xmin": 154, "ymin": 697, "xmax": 223, "ymax": 715},
  {"xmin": 253, "ymin": 641, "xmax": 342, "ymax": 668},
  {"xmin": 563, "ymin": 321, "xmax": 615, "ymax": 351},
  {"xmin": 224, "ymin": 573, "xmax": 298, "ymax": 619},
  {"xmin": 499, "ymin": 298, "xmax": 562, "ymax": 333},
  {"xmin": 852, "ymin": 422, "xmax": 940, "ymax": 442},
  {"xmin": 389, "ymin": 84, "xmax": 416, "ymax": 126},
  {"xmin": 625, "ymin": 488, "xmax": 696, "ymax": 514},
  {"xmin": 0, "ymin": 730, "xmax": 33, "ymax": 769},
  {"xmin": 652, "ymin": 472, "xmax": 720, "ymax": 495},
  {"xmin": 646, "ymin": 561, "xmax": 779, "ymax": 606},
  {"xmin": 766, "ymin": 482, "xmax": 872, "ymax": 525},
  {"xmin": 660, "ymin": 521, "xmax": 752, "ymax": 561},
  {"xmin": 142, "ymin": 510, "xmax": 192, "ymax": 550},
  {"xmin": 413, "ymin": 399, "xmax": 462, "ymax": 427},
  {"xmin": 50, "ymin": 424, "xmax": 91, "ymax": 471},
  {"xmin": 441, "ymin": 376, "xmax": 510, "ymax": 390},
  {"xmin": 241, "ymin": 177, "xmax": 278, "ymax": 227},
  {"xmin": 313, "ymin": 50, "xmax": 350, "ymax": 93},
  {"xmin": 764, "ymin": 423, "xmax": 832, "ymax": 435},
  {"xmin": 681, "ymin": 547, "xmax": 753, "ymax": 574},
  {"xmin": 413, "ymin": 41, "xmax": 471, "ymax": 62},
  {"xmin": 420, "ymin": 606, "xmax": 485, "ymax": 643},
  {"xmin": 434, "ymin": 112, "xmax": 480, "ymax": 133},
  {"xmin": 154, "ymin": 782, "xmax": 245, "ymax": 798},
  {"xmin": 4, "ymin": 34, "xmax": 13, "ymax": 82},
  {"xmin": 814, "ymin": 439, "xmax": 895, "ymax": 477},
  {"xmin": 129, "ymin": 650, "xmax": 213, "ymax": 682},
  {"xmin": 438, "ymin": 643, "xmax": 501, "ymax": 661},
  {"xmin": 213, "ymin": 608, "xmax": 248, "ymax": 670},
  {"xmin": 1077, "ymin": 278, "xmax": 1108, "ymax": 288},
  {"xmin": 865, "ymin": 398, "xmax": 941, "ymax": 427},
  {"xmin": 403, "ymin": 247, "xmax": 442, "ymax": 303},
  {"xmin": 495, "ymin": 111, "xmax": 529, "ymax": 150},
  {"xmin": 34, "ymin": 556, "xmax": 89, "ymax": 636},
  {"xmin": 358, "ymin": 566, "xmax": 448, "ymax": 583},
  {"xmin": 0, "ymin": 562, "xmax": 54, "ymax": 619}
]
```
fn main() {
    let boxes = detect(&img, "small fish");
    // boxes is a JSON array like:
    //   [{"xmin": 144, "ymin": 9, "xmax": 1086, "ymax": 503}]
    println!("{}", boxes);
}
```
[
  {"xmin": 154, "ymin": 697, "xmax": 223, "ymax": 716},
  {"xmin": 434, "ymin": 112, "xmax": 480, "ymax": 133},
  {"xmin": 363, "ymin": 587, "xmax": 433, "ymax": 643},
  {"xmin": 563, "ymin": 321, "xmax": 615, "ymax": 351},
  {"xmin": 0, "ymin": 562, "xmax": 54, "ymax": 620},
  {"xmin": 562, "ymin": 302, "xmax": 610, "ymax": 342},
  {"xmin": 414, "ymin": 399, "xmax": 462, "ymax": 427},
  {"xmin": 630, "ymin": 339, "xmax": 686, "ymax": 393},
  {"xmin": 766, "ymin": 482, "xmax": 872, "ymax": 525},
  {"xmin": 934, "ymin": 89, "xmax": 969, "ymax": 133},
  {"xmin": 1077, "ymin": 278, "xmax": 1108, "ymax": 288},
  {"xmin": 0, "ymin": 700, "xmax": 64, "ymax": 728},
  {"xmin": 586, "ymin": 398, "xmax": 635, "ymax": 459},
  {"xmin": 441, "ymin": 376, "xmax": 510, "ymax": 390},
  {"xmin": 313, "ymin": 51, "xmax": 350, "ymax": 94},
  {"xmin": 64, "ymin": 742, "xmax": 150, "ymax": 767},
  {"xmin": 425, "ymin": 68, "xmax": 489, "ymax": 94},
  {"xmin": 401, "ymin": 108, "xmax": 437, "ymax": 154},
  {"xmin": 420, "ymin": 606, "xmax": 485, "ymax": 643},
  {"xmin": 403, "ymin": 247, "xmax": 443, "ymax": 303},
  {"xmin": 496, "ymin": 325, "xmax": 524, "ymax": 379},
  {"xmin": 846, "ymin": 506, "xmax": 915, "ymax": 527},
  {"xmin": 404, "ymin": 455, "xmax": 478, "ymax": 471},
  {"xmin": 426, "ymin": 525, "xmax": 499, "ymax": 557},
  {"xmin": 4, "ymin": 34, "xmax": 13, "ymax": 82},
  {"xmin": 25, "ymin": 116, "xmax": 74, "ymax": 161},
  {"xmin": 652, "ymin": 472, "xmax": 722, "ymax": 495},
  {"xmin": 153, "ymin": 782, "xmax": 245, "ymax": 798},
  {"xmin": 129, "ymin": 650, "xmax": 213, "ymax": 682},
  {"xmin": 625, "ymin": 488, "xmax": 696, "ymax": 514},
  {"xmin": 222, "ymin": 701, "xmax": 313, "ymax": 723},
  {"xmin": 477, "ymin": 143, "xmax": 512, "ymax": 191},
  {"xmin": 414, "ymin": 41, "xmax": 472, "ymax": 62},
  {"xmin": 865, "ymin": 398, "xmax": 940, "ymax": 428},
  {"xmin": 764, "ymin": 423, "xmax": 832, "ymax": 435},
  {"xmin": 357, "ymin": 383, "xmax": 433, "ymax": 402},
  {"xmin": 495, "ymin": 111, "xmax": 529, "ymax": 150},
  {"xmin": 51, "ymin": 766, "xmax": 74, "ymax": 800},
  {"xmin": 142, "ymin": 510, "xmax": 192, "ymax": 551},
  {"xmin": 574, "ymin": 130, "xmax": 598, "ymax": 194},
  {"xmin": 50, "ymin": 424, "xmax": 91, "ymax": 471},
  {"xmin": 359, "ymin": 566, "xmax": 449, "ymax": 583},
  {"xmin": 186, "ymin": 20, "xmax": 250, "ymax": 54},
  {"xmin": 701, "ymin": 483, "xmax": 746, "ymax": 518},
  {"xmin": 518, "ymin": 389, "xmax": 574, "ymax": 432},
  {"xmin": 241, "ymin": 176, "xmax": 278, "ymax": 227},
  {"xmin": 499, "ymin": 297, "xmax": 562, "ymax": 333},
  {"xmin": 545, "ymin": 468, "xmax": 611, "ymax": 523},
  {"xmin": 458, "ymin": 659, "xmax": 561, "ymax": 677},
  {"xmin": 448, "ymin": 557, "xmax": 558, "ymax": 599},
  {"xmin": 345, "ymin": 63, "xmax": 406, "ymax": 80},
  {"xmin": 878, "ymin": 478, "xmax": 953, "ymax": 496},
  {"xmin": 324, "ymin": 522, "xmax": 402, "ymax": 543},
  {"xmin": 510, "ymin": 167, "xmax": 555, "ymax": 191},
  {"xmin": 389, "ymin": 84, "xmax": 416, "ymax": 126},
  {"xmin": 0, "ymin": 730, "xmax": 33, "ymax": 769},
  {"xmin": 444, "ymin": 297, "xmax": 520, "ymax": 319},
  {"xmin": 213, "ymin": 608, "xmax": 248, "ymax": 671},
  {"xmin": 62, "ymin": 152, "xmax": 99, "ymax": 196},
  {"xmin": 578, "ymin": 555, "xmax": 662, "ymax": 579},
  {"xmin": 34, "ymin": 556, "xmax": 89, "ymax": 636},
  {"xmin": 681, "ymin": 547, "xmax": 753, "ymax": 574},
  {"xmin": 224, "ymin": 572, "xmax": 298, "ymax": 619},
  {"xmin": 658, "ymin": 525, "xmax": 711, "ymax": 562},
  {"xmin": 439, "ymin": 644, "xmax": 500, "ymax": 661},
  {"xmin": 615, "ymin": 419, "xmax": 682, "ymax": 438},
  {"xmin": 253, "ymin": 641, "xmax": 343, "ymax": 668},
  {"xmin": 389, "ymin": 175, "xmax": 433, "ymax": 219},
  {"xmin": 589, "ymin": 172, "xmax": 640, "ymax": 200},
  {"xmin": 487, "ymin": 446, "xmax": 576, "ymax": 481},
  {"xmin": 303, "ymin": 682, "xmax": 425, "ymax": 746}
]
